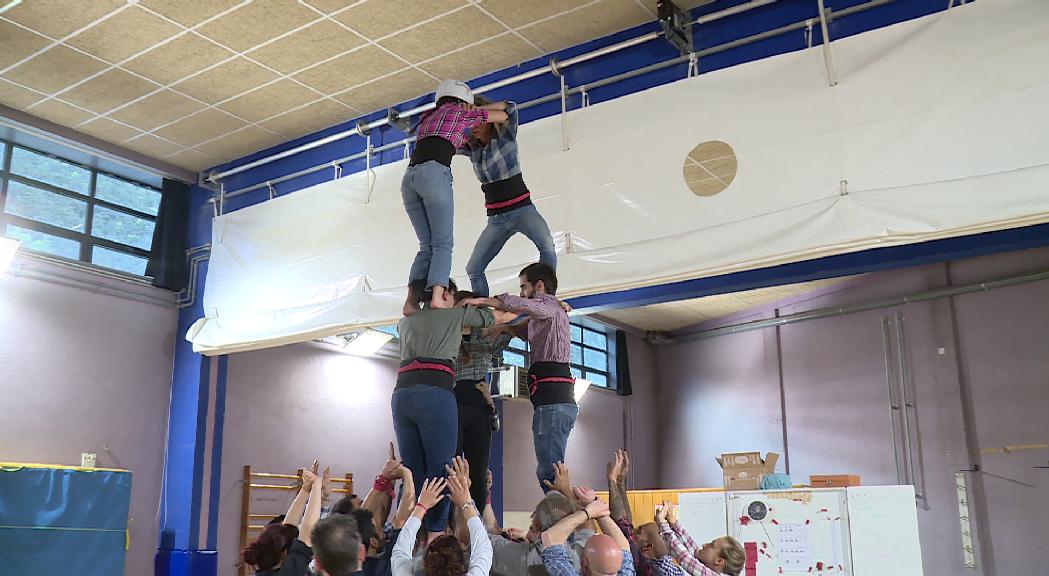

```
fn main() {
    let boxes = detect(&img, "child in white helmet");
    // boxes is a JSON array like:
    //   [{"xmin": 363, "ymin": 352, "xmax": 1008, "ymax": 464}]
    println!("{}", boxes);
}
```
[{"xmin": 402, "ymin": 80, "xmax": 508, "ymax": 310}]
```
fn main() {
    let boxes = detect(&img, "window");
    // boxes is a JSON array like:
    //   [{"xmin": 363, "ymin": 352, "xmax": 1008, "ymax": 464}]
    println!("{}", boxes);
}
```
[
  {"xmin": 501, "ymin": 322, "xmax": 614, "ymax": 389},
  {"xmin": 1, "ymin": 141, "xmax": 161, "ymax": 276}
]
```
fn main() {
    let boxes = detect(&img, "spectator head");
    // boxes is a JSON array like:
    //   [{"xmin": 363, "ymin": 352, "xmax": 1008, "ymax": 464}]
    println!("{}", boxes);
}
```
[
  {"xmin": 582, "ymin": 533, "xmax": 623, "ymax": 576},
  {"xmin": 408, "ymin": 278, "xmax": 458, "ymax": 308},
  {"xmin": 518, "ymin": 262, "xmax": 558, "ymax": 297},
  {"xmin": 699, "ymin": 536, "xmax": 746, "ymax": 576},
  {"xmin": 330, "ymin": 495, "xmax": 360, "ymax": 516},
  {"xmin": 242, "ymin": 523, "xmax": 298, "ymax": 570},
  {"xmin": 636, "ymin": 522, "xmax": 670, "ymax": 560},
  {"xmin": 469, "ymin": 96, "xmax": 495, "ymax": 145},
  {"xmin": 423, "ymin": 534, "xmax": 467, "ymax": 576},
  {"xmin": 311, "ymin": 515, "xmax": 365, "ymax": 576},
  {"xmin": 349, "ymin": 508, "xmax": 380, "ymax": 556},
  {"xmin": 526, "ymin": 491, "xmax": 577, "ymax": 543}
]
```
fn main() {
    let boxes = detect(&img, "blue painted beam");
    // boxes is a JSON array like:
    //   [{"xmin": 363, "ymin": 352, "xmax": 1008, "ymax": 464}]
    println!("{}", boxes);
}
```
[
  {"xmin": 157, "ymin": 185, "xmax": 223, "ymax": 576},
  {"xmin": 565, "ymin": 223, "xmax": 1049, "ymax": 314}
]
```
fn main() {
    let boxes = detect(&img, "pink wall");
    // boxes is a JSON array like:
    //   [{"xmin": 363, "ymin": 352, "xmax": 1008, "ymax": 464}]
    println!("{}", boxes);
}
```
[
  {"xmin": 655, "ymin": 246, "xmax": 1049, "ymax": 575},
  {"xmin": 0, "ymin": 260, "xmax": 176, "ymax": 576}
]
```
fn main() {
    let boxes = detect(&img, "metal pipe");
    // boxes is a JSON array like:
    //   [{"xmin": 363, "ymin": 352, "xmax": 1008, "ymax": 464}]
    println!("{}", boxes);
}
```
[
  {"xmin": 816, "ymin": 0, "xmax": 839, "ymax": 86},
  {"xmin": 882, "ymin": 317, "xmax": 904, "ymax": 485},
  {"xmin": 249, "ymin": 472, "xmax": 300, "ymax": 480},
  {"xmin": 205, "ymin": 0, "xmax": 778, "ymax": 184},
  {"xmin": 248, "ymin": 483, "xmax": 297, "ymax": 490},
  {"xmin": 697, "ymin": 0, "xmax": 778, "ymax": 24},
  {"xmin": 213, "ymin": 0, "xmax": 892, "ymax": 202},
  {"xmin": 560, "ymin": 73, "xmax": 569, "ymax": 151},
  {"xmin": 662, "ymin": 267, "xmax": 1049, "ymax": 344},
  {"xmin": 895, "ymin": 312, "xmax": 923, "ymax": 499}
]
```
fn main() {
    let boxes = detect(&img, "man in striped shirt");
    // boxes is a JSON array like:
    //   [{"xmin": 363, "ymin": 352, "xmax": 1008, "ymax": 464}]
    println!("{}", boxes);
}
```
[
  {"xmin": 459, "ymin": 262, "xmax": 576, "ymax": 492},
  {"xmin": 459, "ymin": 98, "xmax": 557, "ymax": 297}
]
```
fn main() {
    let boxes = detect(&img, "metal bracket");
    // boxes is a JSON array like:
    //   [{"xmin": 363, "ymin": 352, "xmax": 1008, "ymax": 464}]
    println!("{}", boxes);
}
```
[
  {"xmin": 805, "ymin": 18, "xmax": 815, "ymax": 49},
  {"xmin": 558, "ymin": 72, "xmax": 570, "ymax": 151},
  {"xmin": 816, "ymin": 0, "xmax": 839, "ymax": 86},
  {"xmin": 216, "ymin": 183, "xmax": 225, "ymax": 217},
  {"xmin": 267, "ymin": 181, "xmax": 276, "ymax": 200},
  {"xmin": 403, "ymin": 140, "xmax": 411, "ymax": 160},
  {"xmin": 387, "ymin": 108, "xmax": 412, "ymax": 132},
  {"xmin": 355, "ymin": 119, "xmax": 371, "ymax": 137},
  {"xmin": 332, "ymin": 162, "xmax": 342, "ymax": 180},
  {"xmin": 686, "ymin": 52, "xmax": 699, "ymax": 78},
  {"xmin": 580, "ymin": 85, "xmax": 590, "ymax": 108},
  {"xmin": 839, "ymin": 179, "xmax": 848, "ymax": 196}
]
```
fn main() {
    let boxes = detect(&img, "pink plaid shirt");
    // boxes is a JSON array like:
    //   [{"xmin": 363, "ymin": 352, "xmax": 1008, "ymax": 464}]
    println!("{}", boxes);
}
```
[
  {"xmin": 658, "ymin": 521, "xmax": 722, "ymax": 576},
  {"xmin": 416, "ymin": 102, "xmax": 489, "ymax": 148}
]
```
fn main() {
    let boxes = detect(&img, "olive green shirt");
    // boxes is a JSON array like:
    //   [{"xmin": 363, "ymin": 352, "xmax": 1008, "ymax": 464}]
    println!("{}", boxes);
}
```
[{"xmin": 397, "ymin": 306, "xmax": 495, "ymax": 361}]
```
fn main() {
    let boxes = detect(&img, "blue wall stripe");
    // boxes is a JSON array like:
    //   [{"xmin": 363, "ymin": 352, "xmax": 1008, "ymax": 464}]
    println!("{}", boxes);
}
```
[{"xmin": 206, "ymin": 355, "xmax": 229, "ymax": 550}]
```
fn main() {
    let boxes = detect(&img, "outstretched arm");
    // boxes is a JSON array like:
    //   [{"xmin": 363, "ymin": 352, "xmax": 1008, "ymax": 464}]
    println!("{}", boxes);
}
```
[
  {"xmin": 362, "ymin": 442, "xmax": 401, "ymax": 531},
  {"xmin": 283, "ymin": 462, "xmax": 317, "ymax": 527},
  {"xmin": 607, "ymin": 449, "xmax": 632, "ymax": 524}
]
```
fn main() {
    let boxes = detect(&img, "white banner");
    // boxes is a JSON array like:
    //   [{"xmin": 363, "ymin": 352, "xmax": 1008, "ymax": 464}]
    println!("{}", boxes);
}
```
[{"xmin": 189, "ymin": 0, "xmax": 1049, "ymax": 354}]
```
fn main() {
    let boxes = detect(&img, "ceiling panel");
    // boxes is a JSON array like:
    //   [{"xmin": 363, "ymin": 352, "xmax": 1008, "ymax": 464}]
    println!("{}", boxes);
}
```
[
  {"xmin": 1, "ymin": 0, "xmax": 685, "ymax": 172},
  {"xmin": 597, "ymin": 278, "xmax": 854, "ymax": 332}
]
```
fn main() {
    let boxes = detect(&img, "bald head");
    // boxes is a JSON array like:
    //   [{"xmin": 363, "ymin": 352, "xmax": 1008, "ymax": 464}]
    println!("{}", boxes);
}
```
[{"xmin": 583, "ymin": 534, "xmax": 623, "ymax": 576}]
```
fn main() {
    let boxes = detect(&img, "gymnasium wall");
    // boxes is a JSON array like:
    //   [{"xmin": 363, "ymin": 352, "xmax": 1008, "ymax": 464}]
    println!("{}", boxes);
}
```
[
  {"xmin": 0, "ymin": 257, "xmax": 176, "ymax": 576},
  {"xmin": 215, "ymin": 332, "xmax": 659, "ymax": 574},
  {"xmin": 655, "ymin": 246, "xmax": 1049, "ymax": 575}
]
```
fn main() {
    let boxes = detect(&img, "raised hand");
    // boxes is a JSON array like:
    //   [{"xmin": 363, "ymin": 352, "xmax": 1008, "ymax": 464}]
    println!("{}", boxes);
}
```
[
  {"xmin": 301, "ymin": 468, "xmax": 319, "ymax": 492},
  {"xmin": 321, "ymin": 466, "xmax": 332, "ymax": 501},
  {"xmin": 542, "ymin": 461, "xmax": 572, "ymax": 496},
  {"xmin": 584, "ymin": 498, "xmax": 610, "ymax": 520},
  {"xmin": 655, "ymin": 500, "xmax": 671, "ymax": 523},
  {"xmin": 381, "ymin": 442, "xmax": 404, "ymax": 480},
  {"xmin": 445, "ymin": 455, "xmax": 470, "ymax": 483},
  {"xmin": 417, "ymin": 477, "xmax": 448, "ymax": 510},
  {"xmin": 574, "ymin": 486, "xmax": 598, "ymax": 506},
  {"xmin": 447, "ymin": 469, "xmax": 473, "ymax": 507},
  {"xmin": 666, "ymin": 502, "xmax": 679, "ymax": 525}
]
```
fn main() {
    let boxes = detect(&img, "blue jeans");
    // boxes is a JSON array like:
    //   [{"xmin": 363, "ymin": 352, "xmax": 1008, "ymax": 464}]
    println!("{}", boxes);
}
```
[
  {"xmin": 467, "ymin": 204, "xmax": 557, "ymax": 297},
  {"xmin": 402, "ymin": 161, "xmax": 454, "ymax": 288},
  {"xmin": 532, "ymin": 402, "xmax": 578, "ymax": 491},
  {"xmin": 392, "ymin": 385, "xmax": 458, "ymax": 533}
]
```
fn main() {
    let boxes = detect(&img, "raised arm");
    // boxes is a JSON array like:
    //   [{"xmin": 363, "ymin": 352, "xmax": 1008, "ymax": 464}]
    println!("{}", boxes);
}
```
[
  {"xmin": 607, "ymin": 449, "xmax": 632, "ymax": 524},
  {"xmin": 667, "ymin": 503, "xmax": 700, "ymax": 556},
  {"xmin": 447, "ymin": 457, "xmax": 493, "ymax": 576},
  {"xmin": 657, "ymin": 502, "xmax": 715, "ymax": 576},
  {"xmin": 283, "ymin": 462, "xmax": 317, "ymax": 527},
  {"xmin": 576, "ymin": 488, "xmax": 629, "ymax": 552},
  {"xmin": 362, "ymin": 442, "xmax": 401, "ymax": 531},
  {"xmin": 392, "ymin": 467, "xmax": 416, "ymax": 530},
  {"xmin": 298, "ymin": 469, "xmax": 325, "ymax": 547},
  {"xmin": 392, "ymin": 477, "xmax": 446, "ymax": 576}
]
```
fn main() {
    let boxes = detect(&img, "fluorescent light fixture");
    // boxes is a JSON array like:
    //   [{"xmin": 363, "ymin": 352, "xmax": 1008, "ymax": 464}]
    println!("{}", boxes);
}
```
[
  {"xmin": 0, "ymin": 237, "xmax": 20, "ymax": 273},
  {"xmin": 343, "ymin": 328, "xmax": 395, "ymax": 356},
  {"xmin": 574, "ymin": 378, "xmax": 591, "ymax": 402}
]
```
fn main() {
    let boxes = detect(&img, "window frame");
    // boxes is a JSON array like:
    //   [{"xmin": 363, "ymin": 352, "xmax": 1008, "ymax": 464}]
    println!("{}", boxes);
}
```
[{"xmin": 0, "ymin": 140, "xmax": 159, "ymax": 275}]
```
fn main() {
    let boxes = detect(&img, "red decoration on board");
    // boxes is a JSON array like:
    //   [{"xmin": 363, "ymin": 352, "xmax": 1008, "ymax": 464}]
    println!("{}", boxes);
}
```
[
  {"xmin": 817, "ymin": 562, "xmax": 824, "ymax": 571},
  {"xmin": 740, "ymin": 515, "xmax": 752, "ymax": 526},
  {"xmin": 771, "ymin": 519, "xmax": 779, "ymax": 525},
  {"xmin": 819, "ymin": 508, "xmax": 828, "ymax": 513},
  {"xmin": 805, "ymin": 519, "xmax": 811, "ymax": 525}
]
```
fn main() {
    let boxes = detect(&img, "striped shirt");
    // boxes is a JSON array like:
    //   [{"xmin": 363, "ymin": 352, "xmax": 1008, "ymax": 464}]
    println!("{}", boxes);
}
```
[
  {"xmin": 658, "ymin": 521, "xmax": 722, "ymax": 576},
  {"xmin": 416, "ymin": 102, "xmax": 489, "ymax": 148},
  {"xmin": 454, "ymin": 332, "xmax": 512, "ymax": 382},
  {"xmin": 650, "ymin": 555, "xmax": 686, "ymax": 576},
  {"xmin": 461, "ymin": 101, "xmax": 521, "ymax": 183},
  {"xmin": 496, "ymin": 292, "xmax": 570, "ymax": 364}
]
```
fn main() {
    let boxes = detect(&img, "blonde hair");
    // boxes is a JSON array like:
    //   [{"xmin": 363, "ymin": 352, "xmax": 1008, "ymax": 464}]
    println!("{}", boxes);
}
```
[{"xmin": 719, "ymin": 536, "xmax": 746, "ymax": 576}]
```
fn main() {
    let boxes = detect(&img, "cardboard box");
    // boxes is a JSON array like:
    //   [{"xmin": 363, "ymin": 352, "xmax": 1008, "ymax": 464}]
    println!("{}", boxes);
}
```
[
  {"xmin": 809, "ymin": 474, "xmax": 861, "ymax": 487},
  {"xmin": 717, "ymin": 452, "xmax": 780, "ymax": 490}
]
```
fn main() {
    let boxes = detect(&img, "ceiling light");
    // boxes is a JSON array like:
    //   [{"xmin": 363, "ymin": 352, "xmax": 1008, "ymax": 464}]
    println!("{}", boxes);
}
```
[
  {"xmin": 574, "ymin": 378, "xmax": 591, "ymax": 402},
  {"xmin": 0, "ymin": 238, "xmax": 20, "ymax": 273},
  {"xmin": 343, "ymin": 328, "xmax": 395, "ymax": 356}
]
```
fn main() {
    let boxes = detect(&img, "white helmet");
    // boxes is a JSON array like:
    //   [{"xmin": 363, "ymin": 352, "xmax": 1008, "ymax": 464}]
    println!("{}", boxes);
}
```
[{"xmin": 435, "ymin": 79, "xmax": 473, "ymax": 104}]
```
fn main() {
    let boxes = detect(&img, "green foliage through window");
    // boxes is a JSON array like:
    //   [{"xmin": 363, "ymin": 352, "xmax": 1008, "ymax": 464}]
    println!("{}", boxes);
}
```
[{"xmin": 2, "ymin": 141, "xmax": 159, "ymax": 276}]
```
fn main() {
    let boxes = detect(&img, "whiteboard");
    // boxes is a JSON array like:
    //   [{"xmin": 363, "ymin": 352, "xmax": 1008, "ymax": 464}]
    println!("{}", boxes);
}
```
[
  {"xmin": 728, "ymin": 489, "xmax": 852, "ymax": 576},
  {"xmin": 678, "ymin": 492, "xmax": 729, "ymax": 548},
  {"xmin": 847, "ymin": 486, "xmax": 923, "ymax": 576}
]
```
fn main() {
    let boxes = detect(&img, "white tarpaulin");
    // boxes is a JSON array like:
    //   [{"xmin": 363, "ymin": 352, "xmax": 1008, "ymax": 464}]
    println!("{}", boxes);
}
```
[{"xmin": 189, "ymin": 0, "xmax": 1049, "ymax": 355}]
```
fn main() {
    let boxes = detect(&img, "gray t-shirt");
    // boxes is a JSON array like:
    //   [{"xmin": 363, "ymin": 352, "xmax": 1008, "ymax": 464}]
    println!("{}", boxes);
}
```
[{"xmin": 398, "ymin": 306, "xmax": 495, "ymax": 361}]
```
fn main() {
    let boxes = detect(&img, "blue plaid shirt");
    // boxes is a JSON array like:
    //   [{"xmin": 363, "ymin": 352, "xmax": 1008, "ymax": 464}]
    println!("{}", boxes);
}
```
[{"xmin": 460, "ymin": 101, "xmax": 521, "ymax": 184}]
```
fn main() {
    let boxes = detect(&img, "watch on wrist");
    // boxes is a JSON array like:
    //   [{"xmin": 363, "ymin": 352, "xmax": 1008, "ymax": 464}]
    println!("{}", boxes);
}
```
[{"xmin": 460, "ymin": 501, "xmax": 476, "ymax": 510}]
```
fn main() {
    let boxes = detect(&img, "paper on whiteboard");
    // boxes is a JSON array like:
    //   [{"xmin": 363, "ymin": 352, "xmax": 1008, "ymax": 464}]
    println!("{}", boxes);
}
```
[{"xmin": 779, "ymin": 523, "xmax": 812, "ymax": 572}]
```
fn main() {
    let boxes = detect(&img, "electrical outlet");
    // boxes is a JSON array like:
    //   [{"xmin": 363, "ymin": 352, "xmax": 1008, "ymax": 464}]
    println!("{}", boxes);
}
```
[{"xmin": 81, "ymin": 453, "xmax": 97, "ymax": 468}]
